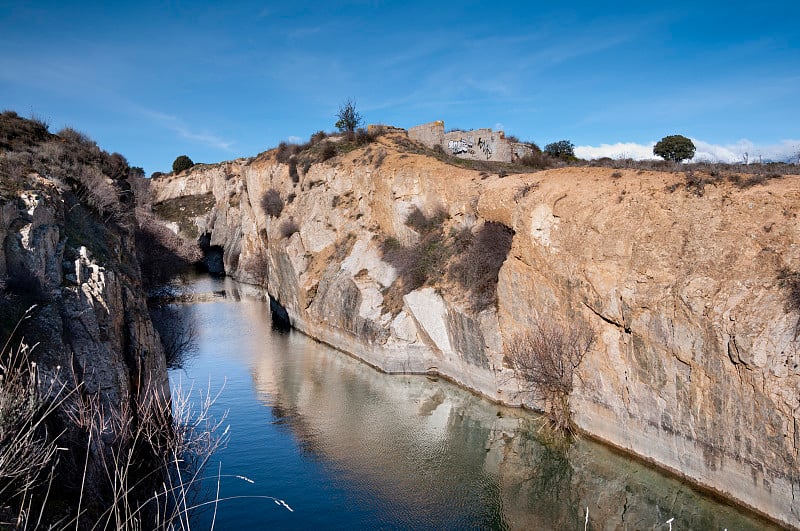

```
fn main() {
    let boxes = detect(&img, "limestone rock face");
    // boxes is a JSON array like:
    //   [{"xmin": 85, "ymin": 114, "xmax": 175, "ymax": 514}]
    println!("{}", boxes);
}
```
[
  {"xmin": 1, "ymin": 179, "xmax": 168, "ymax": 497},
  {"xmin": 151, "ymin": 136, "xmax": 800, "ymax": 528}
]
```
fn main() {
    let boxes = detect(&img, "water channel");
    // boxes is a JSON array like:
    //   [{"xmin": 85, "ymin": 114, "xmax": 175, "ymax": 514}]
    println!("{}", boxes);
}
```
[{"xmin": 166, "ymin": 275, "xmax": 775, "ymax": 530}]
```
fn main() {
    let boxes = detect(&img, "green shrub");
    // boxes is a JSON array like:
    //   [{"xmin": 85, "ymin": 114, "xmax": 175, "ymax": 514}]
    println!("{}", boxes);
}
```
[{"xmin": 172, "ymin": 155, "xmax": 194, "ymax": 173}]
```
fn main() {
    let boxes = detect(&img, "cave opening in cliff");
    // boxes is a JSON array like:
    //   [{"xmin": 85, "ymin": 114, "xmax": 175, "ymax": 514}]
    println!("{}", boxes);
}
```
[{"xmin": 197, "ymin": 233, "xmax": 225, "ymax": 275}]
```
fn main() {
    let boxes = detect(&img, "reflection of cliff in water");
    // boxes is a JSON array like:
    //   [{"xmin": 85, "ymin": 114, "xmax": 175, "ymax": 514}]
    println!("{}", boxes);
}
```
[
  {"xmin": 244, "ymin": 318, "xmax": 775, "ymax": 530},
  {"xmin": 176, "ymin": 276, "xmax": 775, "ymax": 530}
]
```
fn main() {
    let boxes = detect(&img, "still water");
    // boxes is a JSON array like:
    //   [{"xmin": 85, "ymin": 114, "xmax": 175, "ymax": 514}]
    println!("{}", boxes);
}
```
[{"xmin": 168, "ymin": 276, "xmax": 774, "ymax": 530}]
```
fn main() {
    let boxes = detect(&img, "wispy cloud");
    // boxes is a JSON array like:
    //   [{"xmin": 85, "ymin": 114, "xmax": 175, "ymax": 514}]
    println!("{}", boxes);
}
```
[
  {"xmin": 576, "ymin": 139, "xmax": 800, "ymax": 163},
  {"xmin": 142, "ymin": 109, "xmax": 234, "ymax": 151}
]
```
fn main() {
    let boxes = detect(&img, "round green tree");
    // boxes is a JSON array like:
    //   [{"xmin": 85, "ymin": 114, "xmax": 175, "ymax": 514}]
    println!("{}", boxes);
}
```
[
  {"xmin": 653, "ymin": 135, "xmax": 695, "ymax": 163},
  {"xmin": 172, "ymin": 155, "xmax": 194, "ymax": 173},
  {"xmin": 544, "ymin": 140, "xmax": 575, "ymax": 160}
]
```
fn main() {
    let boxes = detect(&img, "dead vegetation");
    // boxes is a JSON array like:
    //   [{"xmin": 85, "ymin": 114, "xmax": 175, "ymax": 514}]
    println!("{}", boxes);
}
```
[
  {"xmin": 505, "ymin": 319, "xmax": 595, "ymax": 434},
  {"xmin": 379, "ymin": 208, "xmax": 513, "ymax": 315}
]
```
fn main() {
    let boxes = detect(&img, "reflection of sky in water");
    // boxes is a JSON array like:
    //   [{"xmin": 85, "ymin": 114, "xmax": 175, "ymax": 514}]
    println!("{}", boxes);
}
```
[{"xmin": 169, "ymin": 276, "xmax": 776, "ymax": 530}]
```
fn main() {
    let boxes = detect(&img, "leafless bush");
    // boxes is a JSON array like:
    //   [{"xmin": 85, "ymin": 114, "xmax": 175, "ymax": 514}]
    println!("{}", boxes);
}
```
[
  {"xmin": 519, "ymin": 150, "xmax": 556, "ymax": 170},
  {"xmin": 506, "ymin": 319, "xmax": 595, "ymax": 434},
  {"xmin": 279, "ymin": 217, "xmax": 300, "ymax": 239},
  {"xmin": 778, "ymin": 269, "xmax": 800, "ymax": 336},
  {"xmin": 261, "ymin": 188, "xmax": 284, "ymax": 218},
  {"xmin": 150, "ymin": 304, "xmax": 199, "ymax": 369},
  {"xmin": 73, "ymin": 165, "xmax": 124, "ymax": 220},
  {"xmin": 448, "ymin": 222, "xmax": 514, "ymax": 312}
]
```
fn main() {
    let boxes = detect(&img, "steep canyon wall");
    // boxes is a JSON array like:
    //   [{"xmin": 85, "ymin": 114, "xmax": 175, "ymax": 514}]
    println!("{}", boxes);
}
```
[{"xmin": 151, "ymin": 135, "xmax": 800, "ymax": 527}]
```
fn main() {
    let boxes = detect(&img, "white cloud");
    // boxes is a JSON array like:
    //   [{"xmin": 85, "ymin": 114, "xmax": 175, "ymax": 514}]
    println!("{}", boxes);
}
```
[
  {"xmin": 287, "ymin": 135, "xmax": 302, "ymax": 144},
  {"xmin": 575, "ymin": 142, "xmax": 657, "ymax": 160},
  {"xmin": 576, "ymin": 139, "xmax": 800, "ymax": 163},
  {"xmin": 693, "ymin": 139, "xmax": 800, "ymax": 163}
]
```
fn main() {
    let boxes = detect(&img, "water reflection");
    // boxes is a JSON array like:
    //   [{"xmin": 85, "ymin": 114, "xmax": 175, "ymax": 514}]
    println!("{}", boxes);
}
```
[{"xmin": 172, "ymin": 276, "xmax": 776, "ymax": 530}]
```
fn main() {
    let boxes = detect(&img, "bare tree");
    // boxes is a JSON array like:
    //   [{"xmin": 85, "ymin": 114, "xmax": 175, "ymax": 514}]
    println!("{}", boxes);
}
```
[{"xmin": 505, "ymin": 318, "xmax": 595, "ymax": 434}]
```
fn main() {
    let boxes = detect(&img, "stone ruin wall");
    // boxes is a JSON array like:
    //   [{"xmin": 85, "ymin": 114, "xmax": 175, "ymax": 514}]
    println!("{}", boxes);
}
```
[{"xmin": 407, "ymin": 120, "xmax": 532, "ymax": 162}]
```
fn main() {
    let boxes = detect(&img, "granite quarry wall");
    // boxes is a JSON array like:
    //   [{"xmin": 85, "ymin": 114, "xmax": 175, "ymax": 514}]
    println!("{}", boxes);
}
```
[{"xmin": 151, "ymin": 133, "xmax": 800, "ymax": 529}]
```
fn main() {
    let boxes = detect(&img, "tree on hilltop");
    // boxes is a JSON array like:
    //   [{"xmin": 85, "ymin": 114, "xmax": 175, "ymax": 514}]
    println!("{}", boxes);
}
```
[
  {"xmin": 172, "ymin": 155, "xmax": 194, "ymax": 173},
  {"xmin": 335, "ymin": 98, "xmax": 362, "ymax": 133},
  {"xmin": 653, "ymin": 135, "xmax": 695, "ymax": 163},
  {"xmin": 544, "ymin": 140, "xmax": 575, "ymax": 160}
]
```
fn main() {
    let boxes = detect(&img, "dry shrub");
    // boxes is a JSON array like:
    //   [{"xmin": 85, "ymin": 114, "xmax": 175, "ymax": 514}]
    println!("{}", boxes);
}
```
[
  {"xmin": 261, "ymin": 188, "xmax": 284, "ymax": 218},
  {"xmin": 279, "ymin": 217, "xmax": 300, "ymax": 239},
  {"xmin": 288, "ymin": 159, "xmax": 300, "ymax": 183},
  {"xmin": 320, "ymin": 142, "xmax": 337, "ymax": 162},
  {"xmin": 448, "ymin": 222, "xmax": 514, "ymax": 312},
  {"xmin": 379, "ymin": 208, "xmax": 451, "ymax": 314},
  {"xmin": 275, "ymin": 142, "xmax": 301, "ymax": 164},
  {"xmin": 778, "ymin": 268, "xmax": 800, "ymax": 335},
  {"xmin": 730, "ymin": 172, "xmax": 783, "ymax": 189},
  {"xmin": 506, "ymin": 319, "xmax": 595, "ymax": 434},
  {"xmin": 382, "ymin": 209, "xmax": 449, "ymax": 288},
  {"xmin": 519, "ymin": 150, "xmax": 556, "ymax": 170},
  {"xmin": 149, "ymin": 303, "xmax": 198, "ymax": 369}
]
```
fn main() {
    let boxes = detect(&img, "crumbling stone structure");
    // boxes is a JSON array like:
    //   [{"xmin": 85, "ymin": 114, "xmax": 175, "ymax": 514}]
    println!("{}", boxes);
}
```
[{"xmin": 408, "ymin": 120, "xmax": 532, "ymax": 162}]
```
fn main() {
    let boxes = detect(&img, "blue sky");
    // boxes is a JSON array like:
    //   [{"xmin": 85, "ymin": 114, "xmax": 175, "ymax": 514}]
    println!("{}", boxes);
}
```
[{"xmin": 1, "ymin": 1, "xmax": 798, "ymax": 174}]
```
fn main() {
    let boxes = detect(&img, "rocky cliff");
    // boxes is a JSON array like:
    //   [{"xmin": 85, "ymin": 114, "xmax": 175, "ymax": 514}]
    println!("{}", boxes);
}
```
[
  {"xmin": 0, "ymin": 113, "xmax": 169, "ymax": 516},
  {"xmin": 151, "ymin": 132, "xmax": 800, "ymax": 528}
]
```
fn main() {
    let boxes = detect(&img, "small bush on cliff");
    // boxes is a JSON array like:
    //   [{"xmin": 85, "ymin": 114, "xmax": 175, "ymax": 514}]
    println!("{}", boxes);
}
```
[
  {"xmin": 279, "ymin": 217, "xmax": 300, "ymax": 239},
  {"xmin": 778, "ymin": 268, "xmax": 800, "ymax": 336},
  {"xmin": 135, "ymin": 209, "xmax": 203, "ymax": 288},
  {"xmin": 448, "ymin": 221, "xmax": 514, "ymax": 312},
  {"xmin": 506, "ymin": 319, "xmax": 595, "ymax": 435},
  {"xmin": 380, "ymin": 207, "xmax": 452, "ymax": 314},
  {"xmin": 172, "ymin": 155, "xmax": 194, "ymax": 173},
  {"xmin": 261, "ymin": 188, "xmax": 284, "ymax": 218}
]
